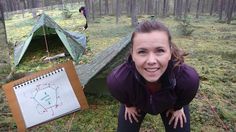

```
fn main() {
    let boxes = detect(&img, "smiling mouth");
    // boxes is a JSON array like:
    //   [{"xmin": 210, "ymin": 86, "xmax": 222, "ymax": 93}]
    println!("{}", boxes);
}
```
[{"xmin": 145, "ymin": 68, "xmax": 160, "ymax": 72}]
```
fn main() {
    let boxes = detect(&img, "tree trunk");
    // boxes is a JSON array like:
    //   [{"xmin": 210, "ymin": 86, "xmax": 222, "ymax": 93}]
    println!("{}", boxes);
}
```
[
  {"xmin": 210, "ymin": 0, "xmax": 215, "ymax": 15},
  {"xmin": 105, "ymin": 0, "xmax": 109, "ymax": 15},
  {"xmin": 201, "ymin": 0, "xmax": 205, "ymax": 13},
  {"xmin": 139, "ymin": 0, "xmax": 144, "ymax": 14},
  {"xmin": 234, "ymin": 1, "xmax": 236, "ymax": 13},
  {"xmin": 163, "ymin": 0, "xmax": 167, "ymax": 17},
  {"xmin": 225, "ymin": 0, "xmax": 231, "ymax": 19},
  {"xmin": 99, "ymin": 0, "xmax": 102, "ymax": 16},
  {"xmin": 123, "ymin": 0, "xmax": 126, "ymax": 14},
  {"xmin": 214, "ymin": 0, "xmax": 219, "ymax": 12},
  {"xmin": 0, "ymin": 3, "xmax": 11, "ymax": 77},
  {"xmin": 206, "ymin": 0, "xmax": 209, "ymax": 12},
  {"xmin": 137, "ymin": 0, "xmax": 141, "ymax": 14},
  {"xmin": 22, "ymin": 0, "xmax": 28, "ymax": 9},
  {"xmin": 31, "ymin": 0, "xmax": 37, "ymax": 17},
  {"xmin": 41, "ymin": 0, "xmax": 45, "ymax": 12},
  {"xmin": 227, "ymin": 0, "xmax": 236, "ymax": 24},
  {"xmin": 166, "ymin": 0, "xmax": 170, "ymax": 16},
  {"xmin": 148, "ymin": 0, "xmax": 153, "ymax": 15},
  {"xmin": 131, "ymin": 0, "xmax": 138, "ymax": 27},
  {"xmin": 11, "ymin": 0, "xmax": 16, "ymax": 11},
  {"xmin": 111, "ymin": 0, "xmax": 114, "ymax": 15},
  {"xmin": 176, "ymin": 0, "xmax": 183, "ymax": 19},
  {"xmin": 180, "ymin": 0, "xmax": 183, "ymax": 18},
  {"xmin": 62, "ymin": 0, "xmax": 65, "ymax": 9},
  {"xmin": 154, "ymin": 0, "xmax": 158, "ymax": 18},
  {"xmin": 6, "ymin": 0, "xmax": 13, "ymax": 11},
  {"xmin": 20, "ymin": 0, "xmax": 25, "ymax": 18},
  {"xmin": 157, "ymin": 0, "xmax": 161, "ymax": 16},
  {"xmin": 196, "ymin": 0, "xmax": 201, "ymax": 18},
  {"xmin": 91, "ymin": 0, "xmax": 95, "ymax": 21},
  {"xmin": 145, "ymin": 0, "xmax": 149, "ymax": 14},
  {"xmin": 126, "ymin": 0, "xmax": 131, "ymax": 16},
  {"xmin": 15, "ymin": 0, "xmax": 20, "ymax": 10},
  {"xmin": 50, "ymin": 0, "xmax": 53, "ymax": 9},
  {"xmin": 116, "ymin": 0, "xmax": 120, "ymax": 24},
  {"xmin": 184, "ymin": 0, "xmax": 190, "ymax": 17},
  {"xmin": 44, "ymin": 0, "xmax": 50, "ymax": 6},
  {"xmin": 219, "ymin": 0, "xmax": 224, "ymax": 20},
  {"xmin": 189, "ymin": 0, "xmax": 192, "ymax": 12},
  {"xmin": 174, "ymin": 0, "xmax": 177, "ymax": 15}
]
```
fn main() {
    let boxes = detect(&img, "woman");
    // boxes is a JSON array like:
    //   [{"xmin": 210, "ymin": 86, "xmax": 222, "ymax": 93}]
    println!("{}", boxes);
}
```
[
  {"xmin": 79, "ymin": 6, "xmax": 88, "ymax": 30},
  {"xmin": 107, "ymin": 20, "xmax": 199, "ymax": 132}
]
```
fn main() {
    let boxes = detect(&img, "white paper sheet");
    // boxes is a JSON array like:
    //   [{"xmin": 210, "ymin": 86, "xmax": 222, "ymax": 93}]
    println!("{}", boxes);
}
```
[{"xmin": 13, "ymin": 68, "xmax": 80, "ymax": 128}]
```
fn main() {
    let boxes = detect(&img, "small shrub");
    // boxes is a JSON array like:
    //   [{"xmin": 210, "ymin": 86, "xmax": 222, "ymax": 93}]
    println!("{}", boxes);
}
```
[
  {"xmin": 61, "ymin": 9, "xmax": 72, "ymax": 19},
  {"xmin": 216, "ymin": 19, "xmax": 226, "ymax": 23},
  {"xmin": 149, "ymin": 15, "xmax": 155, "ymax": 20},
  {"xmin": 177, "ymin": 17, "xmax": 194, "ymax": 36}
]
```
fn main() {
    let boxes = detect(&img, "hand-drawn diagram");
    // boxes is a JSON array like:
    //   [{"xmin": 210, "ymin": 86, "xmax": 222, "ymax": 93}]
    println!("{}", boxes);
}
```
[{"xmin": 30, "ymin": 83, "xmax": 62, "ymax": 116}]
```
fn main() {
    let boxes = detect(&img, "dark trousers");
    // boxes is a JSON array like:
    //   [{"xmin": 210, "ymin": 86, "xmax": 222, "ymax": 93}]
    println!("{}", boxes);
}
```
[
  {"xmin": 84, "ymin": 21, "xmax": 88, "ymax": 29},
  {"xmin": 117, "ymin": 104, "xmax": 190, "ymax": 132}
]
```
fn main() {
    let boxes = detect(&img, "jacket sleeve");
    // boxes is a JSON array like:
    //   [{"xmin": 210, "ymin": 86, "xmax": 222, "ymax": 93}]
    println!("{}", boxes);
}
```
[
  {"xmin": 173, "ymin": 64, "xmax": 200, "ymax": 110},
  {"xmin": 106, "ymin": 64, "xmax": 133, "ymax": 107}
]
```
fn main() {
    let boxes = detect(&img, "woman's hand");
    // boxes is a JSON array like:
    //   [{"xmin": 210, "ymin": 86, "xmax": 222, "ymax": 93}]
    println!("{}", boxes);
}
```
[
  {"xmin": 125, "ymin": 106, "xmax": 140, "ymax": 123},
  {"xmin": 166, "ymin": 107, "xmax": 187, "ymax": 129}
]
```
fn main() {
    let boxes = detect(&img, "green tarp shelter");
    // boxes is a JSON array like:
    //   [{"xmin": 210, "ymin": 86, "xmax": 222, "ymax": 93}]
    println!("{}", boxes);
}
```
[
  {"xmin": 14, "ymin": 13, "xmax": 86, "ymax": 66},
  {"xmin": 76, "ymin": 35, "xmax": 131, "ymax": 95}
]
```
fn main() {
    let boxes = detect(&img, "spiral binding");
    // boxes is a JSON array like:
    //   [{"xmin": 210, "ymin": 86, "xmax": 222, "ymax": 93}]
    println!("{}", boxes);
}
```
[{"xmin": 13, "ymin": 67, "xmax": 64, "ymax": 90}]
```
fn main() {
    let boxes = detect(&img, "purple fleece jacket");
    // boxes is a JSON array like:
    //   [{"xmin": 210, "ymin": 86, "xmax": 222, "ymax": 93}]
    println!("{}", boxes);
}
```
[{"xmin": 107, "ymin": 56, "xmax": 199, "ymax": 114}]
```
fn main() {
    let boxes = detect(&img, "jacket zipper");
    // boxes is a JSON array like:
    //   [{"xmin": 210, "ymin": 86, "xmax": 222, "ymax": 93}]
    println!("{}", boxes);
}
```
[
  {"xmin": 150, "ymin": 94, "xmax": 153, "ymax": 104},
  {"xmin": 149, "ymin": 89, "xmax": 167, "ymax": 105}
]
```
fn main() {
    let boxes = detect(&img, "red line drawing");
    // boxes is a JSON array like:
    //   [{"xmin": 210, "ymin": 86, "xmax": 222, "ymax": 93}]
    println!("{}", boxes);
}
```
[{"xmin": 31, "ymin": 83, "xmax": 63, "ymax": 116}]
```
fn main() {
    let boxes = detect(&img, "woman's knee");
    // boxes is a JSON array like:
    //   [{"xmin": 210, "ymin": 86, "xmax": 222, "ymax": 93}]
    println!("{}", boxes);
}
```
[
  {"xmin": 117, "ymin": 104, "xmax": 146, "ymax": 132},
  {"xmin": 160, "ymin": 105, "xmax": 190, "ymax": 132}
]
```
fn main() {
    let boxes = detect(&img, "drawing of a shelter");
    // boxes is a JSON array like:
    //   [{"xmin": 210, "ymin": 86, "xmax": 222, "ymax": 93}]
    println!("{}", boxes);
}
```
[{"xmin": 31, "ymin": 83, "xmax": 62, "ymax": 116}]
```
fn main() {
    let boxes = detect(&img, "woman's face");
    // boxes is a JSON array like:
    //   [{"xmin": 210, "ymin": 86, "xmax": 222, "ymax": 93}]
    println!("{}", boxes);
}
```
[{"xmin": 131, "ymin": 31, "xmax": 171, "ymax": 82}]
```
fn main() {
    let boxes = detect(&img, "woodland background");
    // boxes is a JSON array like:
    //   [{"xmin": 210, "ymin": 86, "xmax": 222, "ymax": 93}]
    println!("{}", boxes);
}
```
[{"xmin": 0, "ymin": 0, "xmax": 236, "ymax": 131}]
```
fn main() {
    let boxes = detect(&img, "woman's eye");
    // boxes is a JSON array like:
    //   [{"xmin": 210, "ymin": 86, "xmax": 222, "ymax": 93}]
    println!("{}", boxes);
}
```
[
  {"xmin": 137, "ymin": 50, "xmax": 146, "ymax": 55},
  {"xmin": 156, "ymin": 49, "xmax": 165, "ymax": 53}
]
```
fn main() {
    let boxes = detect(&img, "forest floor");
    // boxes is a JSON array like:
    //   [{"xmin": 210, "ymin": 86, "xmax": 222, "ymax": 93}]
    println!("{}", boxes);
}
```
[{"xmin": 0, "ymin": 6, "xmax": 236, "ymax": 132}]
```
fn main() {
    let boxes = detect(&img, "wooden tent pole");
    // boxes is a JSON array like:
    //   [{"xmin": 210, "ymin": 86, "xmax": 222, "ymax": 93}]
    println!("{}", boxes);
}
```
[{"xmin": 42, "ymin": 25, "xmax": 50, "ymax": 61}]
